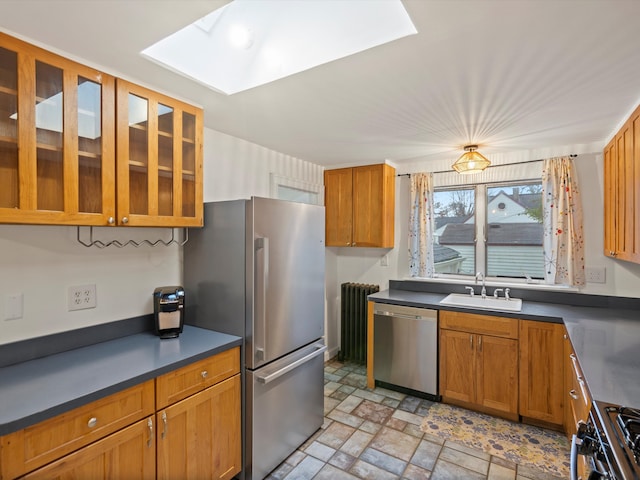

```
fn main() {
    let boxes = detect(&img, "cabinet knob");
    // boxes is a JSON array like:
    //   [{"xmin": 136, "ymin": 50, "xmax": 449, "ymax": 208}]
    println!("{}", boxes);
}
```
[
  {"xmin": 87, "ymin": 417, "xmax": 98, "ymax": 428},
  {"xmin": 201, "ymin": 370, "xmax": 208, "ymax": 379},
  {"xmin": 107, "ymin": 217, "xmax": 115, "ymax": 225},
  {"xmin": 569, "ymin": 389, "xmax": 579, "ymax": 400},
  {"xmin": 121, "ymin": 217, "xmax": 129, "ymax": 224}
]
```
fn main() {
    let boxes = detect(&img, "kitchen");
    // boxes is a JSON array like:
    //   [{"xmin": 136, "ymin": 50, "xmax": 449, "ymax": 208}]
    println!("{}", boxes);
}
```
[{"xmin": 1, "ymin": 1, "xmax": 640, "ymax": 479}]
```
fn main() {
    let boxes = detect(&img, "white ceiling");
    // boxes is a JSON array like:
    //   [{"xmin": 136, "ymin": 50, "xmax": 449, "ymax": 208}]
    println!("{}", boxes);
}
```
[{"xmin": 1, "ymin": 0, "xmax": 640, "ymax": 168}]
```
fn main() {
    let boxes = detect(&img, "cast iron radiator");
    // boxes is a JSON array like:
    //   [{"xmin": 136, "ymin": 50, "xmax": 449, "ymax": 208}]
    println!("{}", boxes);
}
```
[{"xmin": 339, "ymin": 282, "xmax": 380, "ymax": 364}]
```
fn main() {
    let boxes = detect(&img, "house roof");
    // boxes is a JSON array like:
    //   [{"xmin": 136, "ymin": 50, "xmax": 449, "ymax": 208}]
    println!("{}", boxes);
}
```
[
  {"xmin": 439, "ymin": 223, "xmax": 543, "ymax": 246},
  {"xmin": 434, "ymin": 244, "xmax": 461, "ymax": 264}
]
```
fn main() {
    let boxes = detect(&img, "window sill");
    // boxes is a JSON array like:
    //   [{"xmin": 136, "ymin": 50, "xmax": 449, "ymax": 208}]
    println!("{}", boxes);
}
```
[{"xmin": 403, "ymin": 275, "xmax": 580, "ymax": 293}]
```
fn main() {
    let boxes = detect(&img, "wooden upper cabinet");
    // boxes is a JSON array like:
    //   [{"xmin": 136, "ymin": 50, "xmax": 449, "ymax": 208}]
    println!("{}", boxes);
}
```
[
  {"xmin": 604, "ymin": 103, "xmax": 640, "ymax": 263},
  {"xmin": 324, "ymin": 163, "xmax": 395, "ymax": 247},
  {"xmin": 116, "ymin": 79, "xmax": 203, "ymax": 227},
  {"xmin": 324, "ymin": 168, "xmax": 353, "ymax": 246},
  {"xmin": 0, "ymin": 32, "xmax": 116, "ymax": 225}
]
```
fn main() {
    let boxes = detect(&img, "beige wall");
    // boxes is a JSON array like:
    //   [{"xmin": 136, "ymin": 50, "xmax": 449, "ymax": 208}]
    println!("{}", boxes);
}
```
[{"xmin": 0, "ymin": 128, "xmax": 323, "ymax": 346}]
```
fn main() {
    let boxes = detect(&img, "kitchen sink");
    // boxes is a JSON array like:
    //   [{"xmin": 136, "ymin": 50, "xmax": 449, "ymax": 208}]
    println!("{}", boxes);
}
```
[{"xmin": 439, "ymin": 293, "xmax": 523, "ymax": 312}]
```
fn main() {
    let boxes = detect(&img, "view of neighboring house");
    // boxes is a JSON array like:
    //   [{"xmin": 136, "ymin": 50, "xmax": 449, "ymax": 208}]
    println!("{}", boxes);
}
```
[{"xmin": 434, "ymin": 188, "xmax": 545, "ymax": 278}]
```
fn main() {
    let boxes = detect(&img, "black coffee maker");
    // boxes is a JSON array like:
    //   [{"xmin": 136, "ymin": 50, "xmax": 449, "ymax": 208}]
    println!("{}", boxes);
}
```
[{"xmin": 153, "ymin": 286, "xmax": 185, "ymax": 339}]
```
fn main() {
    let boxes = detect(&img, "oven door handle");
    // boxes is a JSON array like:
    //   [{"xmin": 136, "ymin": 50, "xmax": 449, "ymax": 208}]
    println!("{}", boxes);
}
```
[{"xmin": 570, "ymin": 434, "xmax": 580, "ymax": 480}]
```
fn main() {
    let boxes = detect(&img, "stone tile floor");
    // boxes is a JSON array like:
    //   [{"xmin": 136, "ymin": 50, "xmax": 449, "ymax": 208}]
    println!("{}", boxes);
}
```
[{"xmin": 266, "ymin": 359, "xmax": 567, "ymax": 480}]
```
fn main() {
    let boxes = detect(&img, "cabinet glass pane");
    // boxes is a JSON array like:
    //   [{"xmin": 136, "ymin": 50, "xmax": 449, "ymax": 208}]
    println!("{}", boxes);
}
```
[
  {"xmin": 0, "ymin": 46, "xmax": 18, "ymax": 208},
  {"xmin": 182, "ymin": 111, "xmax": 196, "ymax": 217},
  {"xmin": 158, "ymin": 103, "xmax": 173, "ymax": 216},
  {"xmin": 78, "ymin": 77, "xmax": 102, "ymax": 213},
  {"xmin": 35, "ymin": 61, "xmax": 63, "ymax": 211},
  {"xmin": 128, "ymin": 93, "xmax": 148, "ymax": 215}
]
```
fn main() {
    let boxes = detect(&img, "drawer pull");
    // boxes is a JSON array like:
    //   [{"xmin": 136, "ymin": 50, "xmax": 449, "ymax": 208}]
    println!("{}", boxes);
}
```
[
  {"xmin": 147, "ymin": 418, "xmax": 154, "ymax": 447},
  {"xmin": 87, "ymin": 417, "xmax": 98, "ymax": 428},
  {"xmin": 161, "ymin": 411, "xmax": 168, "ymax": 439},
  {"xmin": 201, "ymin": 370, "xmax": 208, "ymax": 379},
  {"xmin": 569, "ymin": 389, "xmax": 579, "ymax": 400}
]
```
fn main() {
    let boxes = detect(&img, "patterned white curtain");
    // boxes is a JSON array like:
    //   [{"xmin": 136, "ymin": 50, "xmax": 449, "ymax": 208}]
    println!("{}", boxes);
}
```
[
  {"xmin": 542, "ymin": 157, "xmax": 585, "ymax": 286},
  {"xmin": 408, "ymin": 173, "xmax": 435, "ymax": 277}
]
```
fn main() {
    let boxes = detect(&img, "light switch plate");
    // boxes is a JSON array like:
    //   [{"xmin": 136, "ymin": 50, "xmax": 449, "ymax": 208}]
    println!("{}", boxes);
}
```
[{"xmin": 5, "ymin": 293, "xmax": 23, "ymax": 320}]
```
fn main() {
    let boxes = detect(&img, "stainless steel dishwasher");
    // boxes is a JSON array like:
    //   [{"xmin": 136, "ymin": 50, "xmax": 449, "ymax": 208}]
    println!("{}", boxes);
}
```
[{"xmin": 373, "ymin": 303, "xmax": 439, "ymax": 399}]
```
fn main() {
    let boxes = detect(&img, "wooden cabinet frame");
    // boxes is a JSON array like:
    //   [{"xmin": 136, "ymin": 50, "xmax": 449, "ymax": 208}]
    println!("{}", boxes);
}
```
[{"xmin": 324, "ymin": 163, "xmax": 395, "ymax": 247}]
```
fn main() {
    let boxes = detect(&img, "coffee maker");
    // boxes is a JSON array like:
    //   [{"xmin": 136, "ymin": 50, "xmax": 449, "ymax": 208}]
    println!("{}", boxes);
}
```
[{"xmin": 153, "ymin": 286, "xmax": 185, "ymax": 339}]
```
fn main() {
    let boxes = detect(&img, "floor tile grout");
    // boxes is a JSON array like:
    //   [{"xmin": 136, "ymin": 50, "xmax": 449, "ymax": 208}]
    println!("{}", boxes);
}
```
[{"xmin": 266, "ymin": 359, "xmax": 568, "ymax": 480}]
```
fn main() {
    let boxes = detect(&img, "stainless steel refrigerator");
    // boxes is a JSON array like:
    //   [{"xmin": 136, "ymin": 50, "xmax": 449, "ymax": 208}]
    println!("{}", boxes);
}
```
[{"xmin": 183, "ymin": 197, "xmax": 326, "ymax": 480}]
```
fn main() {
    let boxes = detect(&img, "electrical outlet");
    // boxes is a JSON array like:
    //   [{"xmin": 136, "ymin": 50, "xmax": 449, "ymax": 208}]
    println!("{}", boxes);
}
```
[
  {"xmin": 585, "ymin": 267, "xmax": 606, "ymax": 284},
  {"xmin": 68, "ymin": 284, "xmax": 97, "ymax": 311},
  {"xmin": 380, "ymin": 254, "xmax": 389, "ymax": 267}
]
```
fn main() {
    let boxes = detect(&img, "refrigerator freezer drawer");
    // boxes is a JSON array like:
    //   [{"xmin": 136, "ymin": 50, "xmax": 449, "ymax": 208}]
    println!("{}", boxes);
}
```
[{"xmin": 246, "ymin": 341, "xmax": 326, "ymax": 480}]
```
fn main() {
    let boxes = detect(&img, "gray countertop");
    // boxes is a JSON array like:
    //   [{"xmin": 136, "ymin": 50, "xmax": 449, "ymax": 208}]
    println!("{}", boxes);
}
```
[
  {"xmin": 0, "ymin": 325, "xmax": 242, "ymax": 436},
  {"xmin": 369, "ymin": 289, "xmax": 640, "ymax": 409}
]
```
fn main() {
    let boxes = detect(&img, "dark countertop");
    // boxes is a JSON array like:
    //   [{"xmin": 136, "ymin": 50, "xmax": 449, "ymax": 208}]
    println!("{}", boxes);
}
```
[
  {"xmin": 369, "ymin": 289, "xmax": 640, "ymax": 409},
  {"xmin": 0, "ymin": 325, "xmax": 242, "ymax": 436}
]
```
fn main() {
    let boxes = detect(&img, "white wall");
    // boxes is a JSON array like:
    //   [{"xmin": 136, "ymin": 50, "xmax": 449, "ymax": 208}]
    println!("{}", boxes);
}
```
[
  {"xmin": 327, "ymin": 151, "xmax": 640, "ymax": 302},
  {"xmin": 0, "ymin": 128, "xmax": 323, "ymax": 346}
]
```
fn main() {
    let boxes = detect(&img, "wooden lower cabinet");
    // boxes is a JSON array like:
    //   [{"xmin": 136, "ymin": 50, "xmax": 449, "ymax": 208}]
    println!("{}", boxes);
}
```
[
  {"xmin": 21, "ymin": 418, "xmax": 155, "ymax": 480},
  {"xmin": 0, "ymin": 349, "xmax": 241, "ymax": 480},
  {"xmin": 440, "ymin": 326, "xmax": 519, "ymax": 421},
  {"xmin": 157, "ymin": 374, "xmax": 241, "ymax": 480},
  {"xmin": 519, "ymin": 320, "xmax": 565, "ymax": 428}
]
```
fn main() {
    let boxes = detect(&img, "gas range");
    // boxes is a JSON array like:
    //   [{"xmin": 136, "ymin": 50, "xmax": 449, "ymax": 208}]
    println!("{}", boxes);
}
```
[{"xmin": 574, "ymin": 401, "xmax": 640, "ymax": 480}]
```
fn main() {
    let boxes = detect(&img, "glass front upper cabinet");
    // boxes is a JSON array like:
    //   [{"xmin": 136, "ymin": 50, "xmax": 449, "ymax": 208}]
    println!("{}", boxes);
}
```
[
  {"xmin": 116, "ymin": 79, "xmax": 203, "ymax": 227},
  {"xmin": 0, "ymin": 32, "xmax": 116, "ymax": 225}
]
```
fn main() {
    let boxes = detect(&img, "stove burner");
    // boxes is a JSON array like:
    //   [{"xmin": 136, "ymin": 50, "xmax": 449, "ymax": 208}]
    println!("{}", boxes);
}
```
[{"xmin": 617, "ymin": 407, "xmax": 640, "ymax": 465}]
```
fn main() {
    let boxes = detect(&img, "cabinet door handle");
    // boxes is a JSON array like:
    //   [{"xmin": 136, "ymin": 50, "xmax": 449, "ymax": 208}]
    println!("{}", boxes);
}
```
[
  {"xmin": 87, "ymin": 417, "xmax": 98, "ymax": 428},
  {"xmin": 478, "ymin": 335, "xmax": 482, "ymax": 352},
  {"xmin": 161, "ymin": 411, "xmax": 167, "ymax": 439},
  {"xmin": 121, "ymin": 216, "xmax": 129, "ymax": 224},
  {"xmin": 107, "ymin": 217, "xmax": 115, "ymax": 225},
  {"xmin": 201, "ymin": 370, "xmax": 208, "ymax": 379},
  {"xmin": 147, "ymin": 418, "xmax": 154, "ymax": 447},
  {"xmin": 569, "ymin": 389, "xmax": 579, "ymax": 400},
  {"xmin": 470, "ymin": 334, "xmax": 473, "ymax": 349}
]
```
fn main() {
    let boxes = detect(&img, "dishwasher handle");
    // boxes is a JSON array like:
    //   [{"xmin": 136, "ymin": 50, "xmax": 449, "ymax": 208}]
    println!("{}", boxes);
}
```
[
  {"xmin": 375, "ymin": 311, "xmax": 432, "ymax": 321},
  {"xmin": 373, "ymin": 304, "xmax": 437, "ymax": 321}
]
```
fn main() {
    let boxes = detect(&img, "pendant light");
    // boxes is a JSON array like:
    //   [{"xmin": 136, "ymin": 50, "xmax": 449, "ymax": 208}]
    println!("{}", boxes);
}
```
[{"xmin": 452, "ymin": 145, "xmax": 491, "ymax": 174}]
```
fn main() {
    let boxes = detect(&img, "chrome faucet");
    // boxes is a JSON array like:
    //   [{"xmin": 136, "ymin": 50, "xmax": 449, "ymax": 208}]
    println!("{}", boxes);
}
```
[
  {"xmin": 493, "ymin": 288, "xmax": 504, "ymax": 299},
  {"xmin": 465, "ymin": 286, "xmax": 475, "ymax": 297},
  {"xmin": 475, "ymin": 272, "xmax": 486, "ymax": 299},
  {"xmin": 504, "ymin": 288, "xmax": 511, "ymax": 301}
]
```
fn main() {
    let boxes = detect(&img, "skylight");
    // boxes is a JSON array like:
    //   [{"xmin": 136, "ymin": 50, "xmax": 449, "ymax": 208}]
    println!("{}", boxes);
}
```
[{"xmin": 141, "ymin": 0, "xmax": 417, "ymax": 95}]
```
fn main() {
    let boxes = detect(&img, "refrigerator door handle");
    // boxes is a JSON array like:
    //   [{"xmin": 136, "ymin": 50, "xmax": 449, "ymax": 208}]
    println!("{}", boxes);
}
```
[
  {"xmin": 257, "ymin": 344, "xmax": 327, "ymax": 384},
  {"xmin": 255, "ymin": 236, "xmax": 269, "ymax": 361}
]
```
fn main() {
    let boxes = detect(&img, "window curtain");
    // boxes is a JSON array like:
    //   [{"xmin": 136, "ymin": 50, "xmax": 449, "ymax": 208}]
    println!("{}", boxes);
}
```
[
  {"xmin": 409, "ymin": 173, "xmax": 435, "ymax": 277},
  {"xmin": 542, "ymin": 157, "xmax": 585, "ymax": 286}
]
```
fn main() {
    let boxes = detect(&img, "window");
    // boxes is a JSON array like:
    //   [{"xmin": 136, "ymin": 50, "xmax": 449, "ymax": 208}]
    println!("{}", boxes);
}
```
[
  {"xmin": 270, "ymin": 173, "xmax": 323, "ymax": 205},
  {"xmin": 434, "ymin": 181, "xmax": 543, "ymax": 279}
]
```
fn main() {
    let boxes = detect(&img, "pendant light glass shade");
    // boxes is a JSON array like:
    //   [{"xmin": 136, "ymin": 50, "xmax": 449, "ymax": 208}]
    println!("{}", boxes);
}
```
[{"xmin": 452, "ymin": 145, "xmax": 491, "ymax": 174}]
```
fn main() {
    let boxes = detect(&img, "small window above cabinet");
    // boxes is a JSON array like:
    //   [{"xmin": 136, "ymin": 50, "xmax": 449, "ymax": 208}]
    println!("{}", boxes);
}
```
[
  {"xmin": 0, "ymin": 32, "xmax": 116, "ymax": 225},
  {"xmin": 324, "ymin": 163, "xmax": 395, "ymax": 248},
  {"xmin": 116, "ymin": 79, "xmax": 203, "ymax": 227}
]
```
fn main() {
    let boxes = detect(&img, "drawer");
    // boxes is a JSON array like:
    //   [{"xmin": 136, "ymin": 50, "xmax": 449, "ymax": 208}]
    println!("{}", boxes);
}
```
[
  {"xmin": 156, "ymin": 347, "xmax": 240, "ymax": 409},
  {"xmin": 440, "ymin": 311, "xmax": 519, "ymax": 339},
  {"xmin": 0, "ymin": 380, "xmax": 154, "ymax": 479},
  {"xmin": 568, "ymin": 352, "xmax": 591, "ymax": 424}
]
